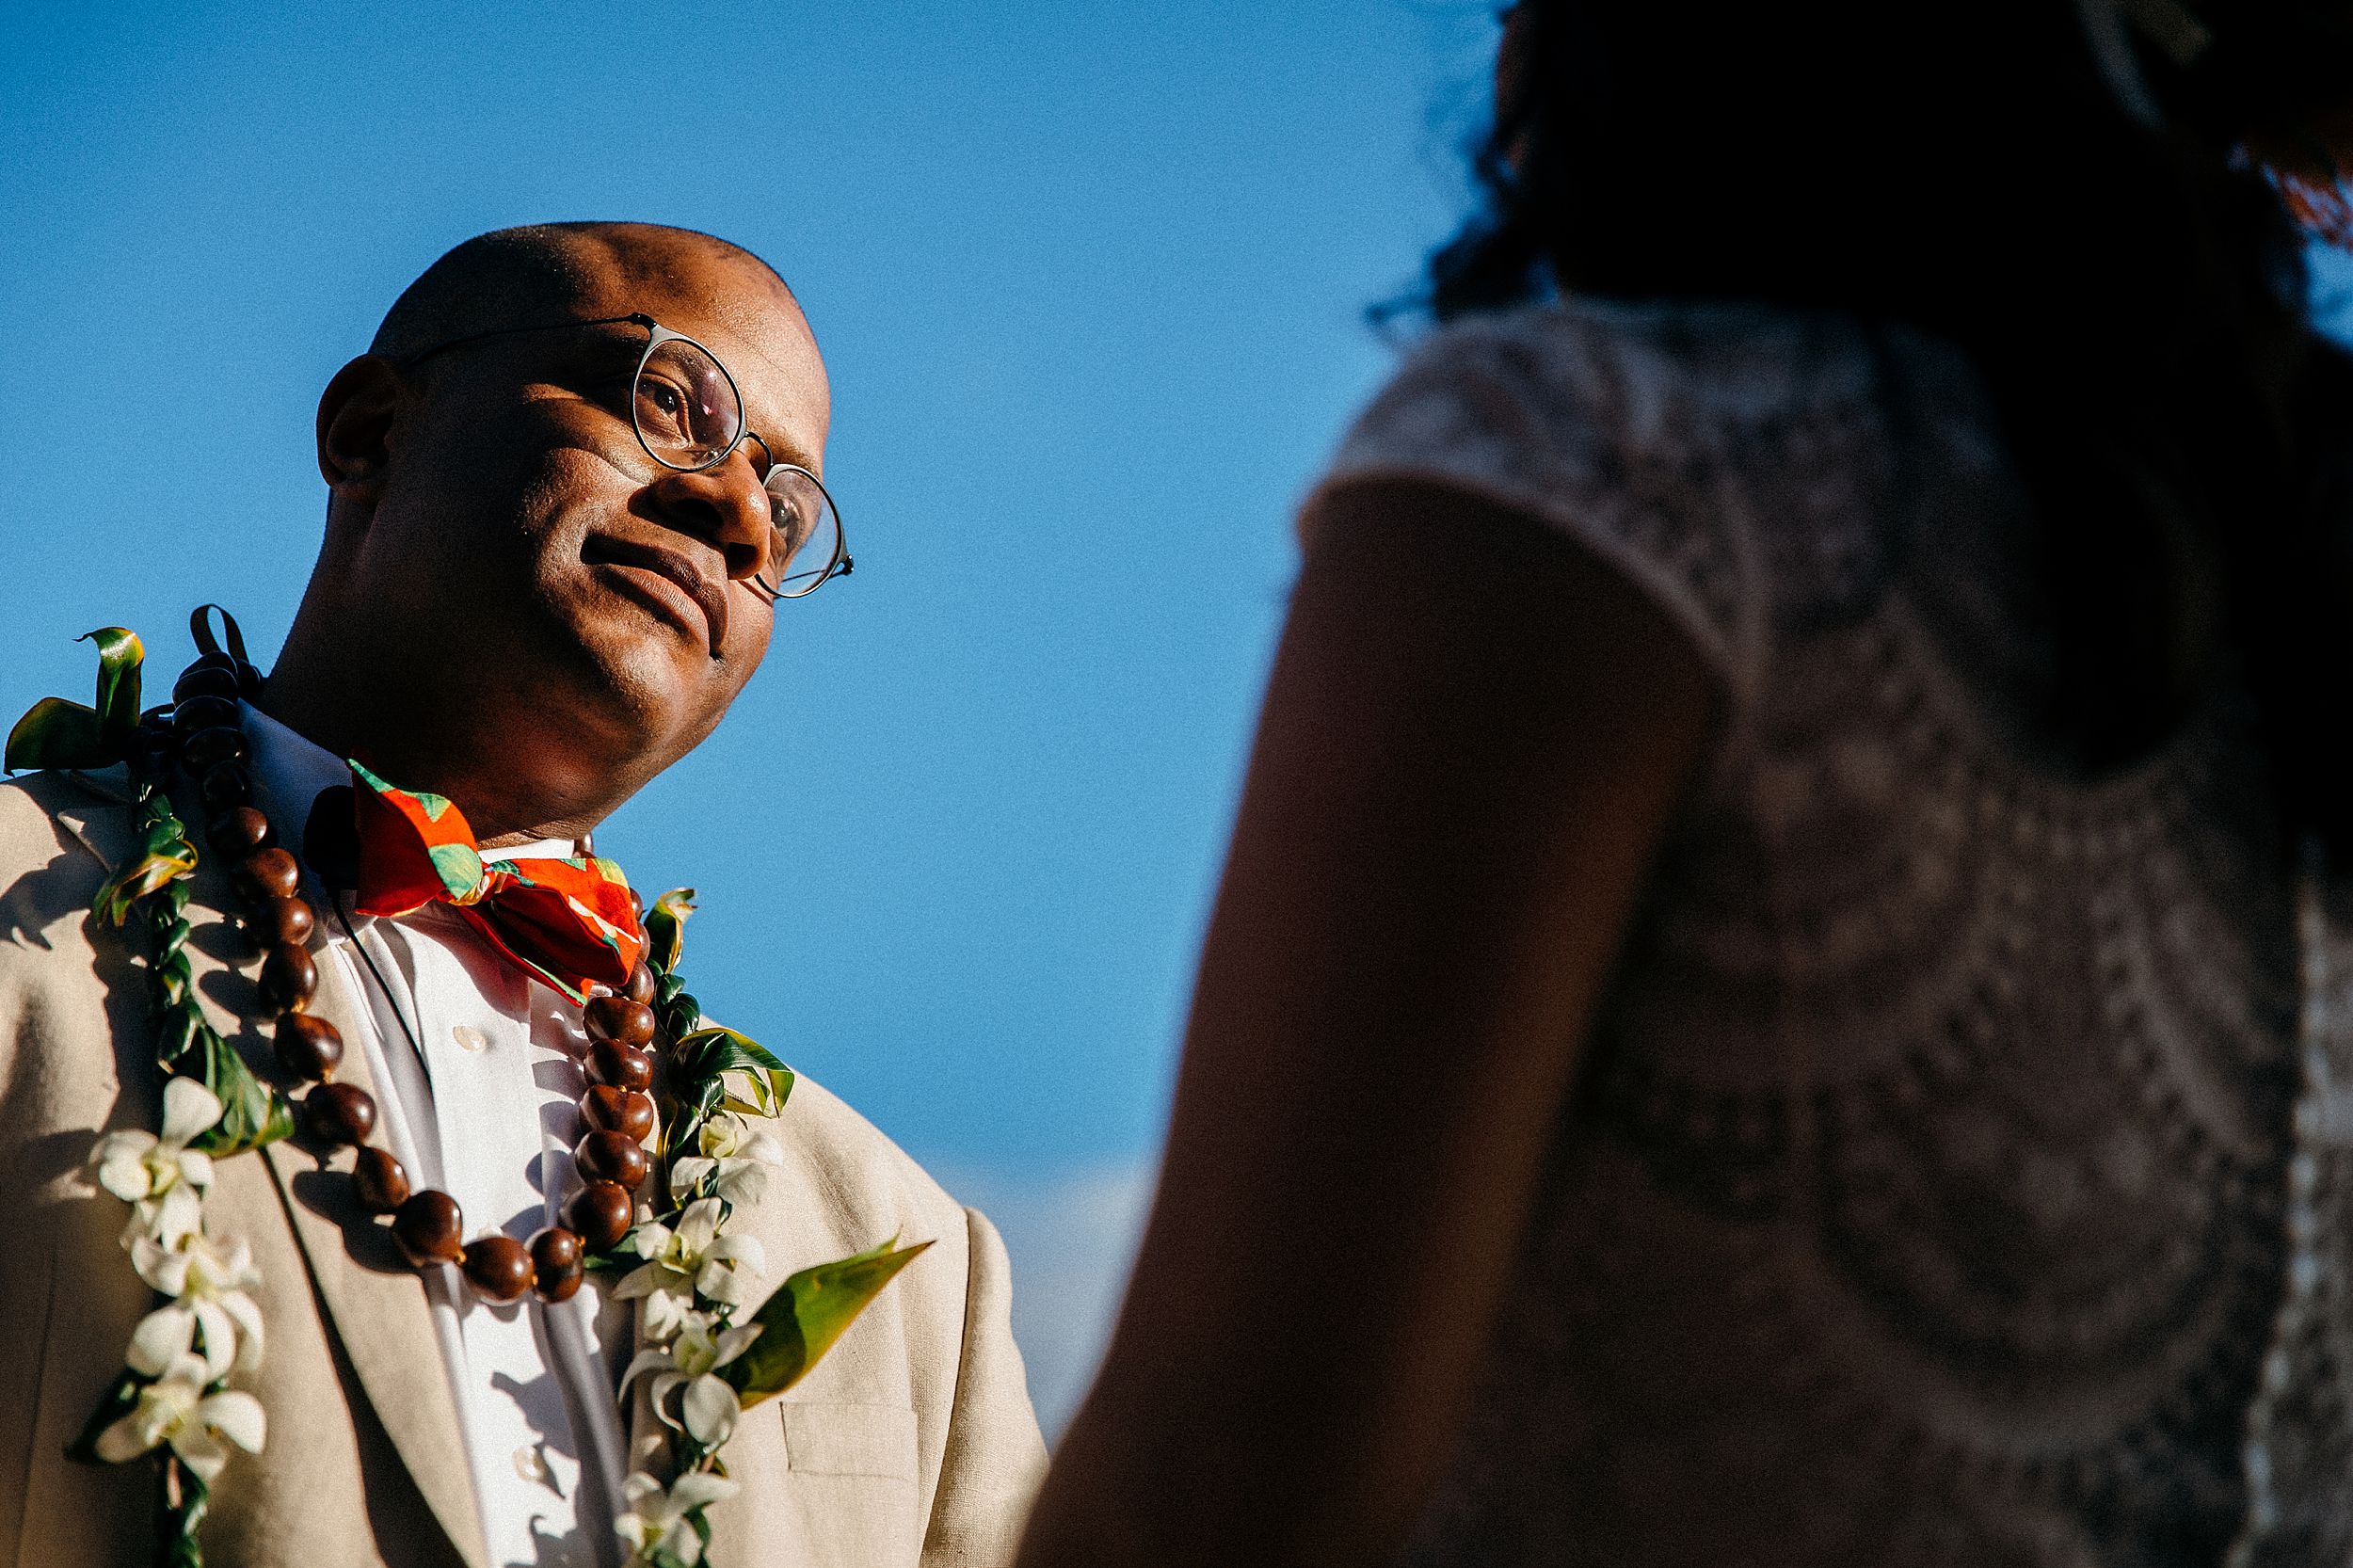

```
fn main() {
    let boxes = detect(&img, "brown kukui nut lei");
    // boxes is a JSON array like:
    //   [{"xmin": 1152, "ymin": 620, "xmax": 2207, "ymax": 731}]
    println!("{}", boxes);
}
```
[{"xmin": 157, "ymin": 646, "xmax": 664, "ymax": 1310}]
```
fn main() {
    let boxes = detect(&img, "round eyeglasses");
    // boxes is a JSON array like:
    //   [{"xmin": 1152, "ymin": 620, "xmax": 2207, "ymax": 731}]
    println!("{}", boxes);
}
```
[{"xmin": 398, "ymin": 312, "xmax": 850, "ymax": 600}]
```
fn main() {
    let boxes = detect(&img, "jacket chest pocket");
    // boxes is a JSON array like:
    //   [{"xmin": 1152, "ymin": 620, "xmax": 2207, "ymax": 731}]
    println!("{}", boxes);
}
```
[
  {"xmin": 780, "ymin": 1400, "xmax": 920, "ymax": 1482},
  {"xmin": 774, "ymin": 1402, "xmax": 924, "ymax": 1566}
]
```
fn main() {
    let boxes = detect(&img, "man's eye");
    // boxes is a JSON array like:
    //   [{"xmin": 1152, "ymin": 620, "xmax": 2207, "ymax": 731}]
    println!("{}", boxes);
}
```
[
  {"xmin": 635, "ymin": 376, "xmax": 694, "ymax": 439},
  {"xmin": 774, "ymin": 507, "xmax": 811, "ymax": 554}
]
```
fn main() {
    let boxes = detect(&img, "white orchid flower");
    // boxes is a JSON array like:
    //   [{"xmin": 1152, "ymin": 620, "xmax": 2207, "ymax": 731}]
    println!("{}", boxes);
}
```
[
  {"xmin": 621, "ymin": 1310, "xmax": 762, "ymax": 1448},
  {"xmin": 93, "ymin": 1352, "xmax": 266, "ymax": 1480},
  {"xmin": 667, "ymin": 1112, "xmax": 784, "ymax": 1205},
  {"xmin": 125, "ymin": 1231, "xmax": 266, "ymax": 1378},
  {"xmin": 614, "ymin": 1198, "xmax": 766, "ymax": 1339},
  {"xmin": 616, "ymin": 1468, "xmax": 741, "ymax": 1567},
  {"xmin": 92, "ymin": 1079, "xmax": 221, "ymax": 1247}
]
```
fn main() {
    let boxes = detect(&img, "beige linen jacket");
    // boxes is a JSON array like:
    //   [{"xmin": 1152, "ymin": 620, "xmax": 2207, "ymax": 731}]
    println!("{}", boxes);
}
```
[{"xmin": 0, "ymin": 768, "xmax": 1047, "ymax": 1568}]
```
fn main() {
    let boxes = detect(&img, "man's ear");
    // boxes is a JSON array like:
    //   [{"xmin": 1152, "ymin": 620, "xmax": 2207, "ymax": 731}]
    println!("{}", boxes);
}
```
[{"xmin": 316, "ymin": 356, "xmax": 401, "ymax": 502}]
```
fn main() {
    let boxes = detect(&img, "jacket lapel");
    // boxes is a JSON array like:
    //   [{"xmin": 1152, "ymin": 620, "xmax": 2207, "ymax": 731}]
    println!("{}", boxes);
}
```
[
  {"xmin": 257, "ymin": 959, "xmax": 488, "ymax": 1568},
  {"xmin": 53, "ymin": 776, "xmax": 488, "ymax": 1568}
]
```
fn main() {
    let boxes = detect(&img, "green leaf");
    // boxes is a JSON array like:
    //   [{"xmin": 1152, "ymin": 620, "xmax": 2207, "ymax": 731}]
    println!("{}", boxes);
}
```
[
  {"xmin": 66, "ymin": 1370, "xmax": 143, "ymax": 1464},
  {"xmin": 724, "ymin": 1237, "xmax": 933, "ymax": 1408},
  {"xmin": 5, "ymin": 696, "xmax": 118, "ymax": 773},
  {"xmin": 140, "ymin": 815, "xmax": 191, "ymax": 860},
  {"xmin": 672, "ymin": 1027, "xmax": 794, "ymax": 1118},
  {"xmin": 645, "ymin": 887, "xmax": 697, "ymax": 975},
  {"xmin": 93, "ymin": 848, "xmax": 198, "ymax": 927},
  {"xmin": 162, "ymin": 1458, "xmax": 211, "ymax": 1568},
  {"xmin": 184, "ymin": 1024, "xmax": 294, "ymax": 1156},
  {"xmin": 91, "ymin": 793, "xmax": 200, "ymax": 927},
  {"xmin": 674, "ymin": 1026, "xmax": 790, "ymax": 1079},
  {"xmin": 157, "ymin": 1005, "xmax": 199, "ymax": 1064},
  {"xmin": 714, "ymin": 1069, "xmax": 793, "ymax": 1120},
  {"xmin": 77, "ymin": 627, "xmax": 145, "ymax": 738},
  {"xmin": 658, "ymin": 990, "xmax": 700, "ymax": 1049}
]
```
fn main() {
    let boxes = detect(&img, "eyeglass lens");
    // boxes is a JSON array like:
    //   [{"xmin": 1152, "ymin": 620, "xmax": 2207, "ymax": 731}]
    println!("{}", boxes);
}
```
[
  {"xmin": 633, "ymin": 337, "xmax": 741, "ymax": 469},
  {"xmin": 632, "ymin": 333, "xmax": 842, "ymax": 598},
  {"xmin": 761, "ymin": 468, "xmax": 843, "ymax": 598}
]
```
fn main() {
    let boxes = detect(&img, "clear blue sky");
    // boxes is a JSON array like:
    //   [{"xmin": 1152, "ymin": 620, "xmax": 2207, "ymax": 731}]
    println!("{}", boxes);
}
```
[{"xmin": 0, "ymin": 2, "xmax": 1488, "ymax": 1181}]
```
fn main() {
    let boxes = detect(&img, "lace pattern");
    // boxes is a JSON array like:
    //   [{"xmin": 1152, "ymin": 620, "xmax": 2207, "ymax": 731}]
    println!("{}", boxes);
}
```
[{"xmin": 1312, "ymin": 298, "xmax": 2332, "ymax": 1567}]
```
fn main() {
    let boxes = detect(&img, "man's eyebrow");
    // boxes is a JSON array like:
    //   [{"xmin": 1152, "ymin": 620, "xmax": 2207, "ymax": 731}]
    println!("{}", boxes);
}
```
[{"xmin": 755, "ymin": 426, "xmax": 822, "ymax": 472}]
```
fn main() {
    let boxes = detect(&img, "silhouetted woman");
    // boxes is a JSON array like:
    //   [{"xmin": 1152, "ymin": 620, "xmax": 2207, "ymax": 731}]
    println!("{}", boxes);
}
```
[{"xmin": 1016, "ymin": 2, "xmax": 2353, "ymax": 1562}]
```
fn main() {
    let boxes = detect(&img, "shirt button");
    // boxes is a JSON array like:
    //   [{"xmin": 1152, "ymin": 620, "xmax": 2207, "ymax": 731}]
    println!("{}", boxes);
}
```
[
  {"xmin": 513, "ymin": 1443, "xmax": 550, "ymax": 1483},
  {"xmin": 451, "ymin": 1023, "xmax": 490, "ymax": 1054}
]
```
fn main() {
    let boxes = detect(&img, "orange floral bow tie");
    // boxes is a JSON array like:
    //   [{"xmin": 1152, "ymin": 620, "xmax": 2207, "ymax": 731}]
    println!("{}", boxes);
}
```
[{"xmin": 337, "ymin": 760, "xmax": 646, "ymax": 1002}]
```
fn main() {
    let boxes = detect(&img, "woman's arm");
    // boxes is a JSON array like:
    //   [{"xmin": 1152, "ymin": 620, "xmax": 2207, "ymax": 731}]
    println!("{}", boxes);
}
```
[{"xmin": 1014, "ymin": 478, "xmax": 1717, "ymax": 1568}]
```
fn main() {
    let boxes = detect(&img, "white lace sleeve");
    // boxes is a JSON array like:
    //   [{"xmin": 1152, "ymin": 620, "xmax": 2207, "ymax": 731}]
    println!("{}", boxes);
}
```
[{"xmin": 1299, "ymin": 302, "xmax": 1773, "ymax": 716}]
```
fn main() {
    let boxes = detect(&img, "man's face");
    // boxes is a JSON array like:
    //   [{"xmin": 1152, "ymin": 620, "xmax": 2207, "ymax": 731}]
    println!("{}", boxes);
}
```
[{"xmin": 337, "ymin": 236, "xmax": 831, "ymax": 784}]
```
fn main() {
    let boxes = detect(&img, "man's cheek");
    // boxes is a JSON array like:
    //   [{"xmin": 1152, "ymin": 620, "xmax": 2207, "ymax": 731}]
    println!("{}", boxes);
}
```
[{"xmin": 723, "ymin": 609, "xmax": 774, "ymax": 680}]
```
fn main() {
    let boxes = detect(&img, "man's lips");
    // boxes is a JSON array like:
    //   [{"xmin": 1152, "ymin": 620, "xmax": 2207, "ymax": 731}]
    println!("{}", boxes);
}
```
[{"xmin": 582, "ymin": 534, "xmax": 729, "ymax": 657}]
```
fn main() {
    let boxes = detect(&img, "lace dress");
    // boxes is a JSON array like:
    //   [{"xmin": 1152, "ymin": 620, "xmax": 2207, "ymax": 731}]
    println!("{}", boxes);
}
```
[{"xmin": 1308, "ymin": 297, "xmax": 2353, "ymax": 1567}]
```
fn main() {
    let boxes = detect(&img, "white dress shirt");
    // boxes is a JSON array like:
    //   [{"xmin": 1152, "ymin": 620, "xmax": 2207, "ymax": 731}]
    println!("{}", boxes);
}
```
[{"xmin": 245, "ymin": 707, "xmax": 632, "ymax": 1568}]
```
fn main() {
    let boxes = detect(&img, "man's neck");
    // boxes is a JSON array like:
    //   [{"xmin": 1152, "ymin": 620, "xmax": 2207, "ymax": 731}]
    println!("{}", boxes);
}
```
[
  {"xmin": 263, "ymin": 590, "xmax": 680, "ymax": 846},
  {"xmin": 252, "ymin": 680, "xmax": 625, "ymax": 850}
]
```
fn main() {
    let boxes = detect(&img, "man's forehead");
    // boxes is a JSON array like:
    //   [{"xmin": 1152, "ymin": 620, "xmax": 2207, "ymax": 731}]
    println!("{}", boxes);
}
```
[
  {"xmin": 569, "ymin": 235, "xmax": 808, "ymax": 356},
  {"xmin": 563, "ymin": 233, "xmax": 830, "ymax": 439}
]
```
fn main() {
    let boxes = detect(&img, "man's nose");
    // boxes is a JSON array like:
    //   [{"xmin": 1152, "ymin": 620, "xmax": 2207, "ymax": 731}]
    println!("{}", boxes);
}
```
[{"xmin": 643, "ymin": 456, "xmax": 770, "ymax": 584}]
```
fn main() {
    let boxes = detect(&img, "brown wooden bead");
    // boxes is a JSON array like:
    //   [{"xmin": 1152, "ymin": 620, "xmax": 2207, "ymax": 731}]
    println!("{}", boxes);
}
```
[
  {"xmin": 171, "ymin": 665, "xmax": 243, "ymax": 706},
  {"xmin": 562, "ymin": 1181, "xmax": 633, "ymax": 1252},
  {"xmin": 352, "ymin": 1146, "xmax": 409, "ymax": 1215},
  {"xmin": 580, "ymin": 1085, "xmax": 657, "ymax": 1143},
  {"xmin": 529, "ymin": 1227, "xmax": 585, "ymax": 1303},
  {"xmin": 172, "ymin": 695, "xmax": 241, "ymax": 738},
  {"xmin": 624, "ymin": 962, "xmax": 658, "ymax": 1006},
  {"xmin": 274, "ymin": 1011, "xmax": 344, "ymax": 1081},
  {"xmin": 392, "ymin": 1190, "xmax": 465, "ymax": 1268},
  {"xmin": 258, "ymin": 895, "xmax": 314, "ymax": 948},
  {"xmin": 207, "ymin": 806, "xmax": 272, "ymax": 857},
  {"xmin": 232, "ymin": 847, "xmax": 301, "ymax": 904},
  {"xmin": 258, "ymin": 942, "xmax": 318, "ymax": 1013},
  {"xmin": 199, "ymin": 761, "xmax": 251, "ymax": 813},
  {"xmin": 179, "ymin": 726, "xmax": 248, "ymax": 775},
  {"xmin": 586, "ymin": 1041, "xmax": 654, "ymax": 1093},
  {"xmin": 584, "ymin": 997, "xmax": 656, "ymax": 1049},
  {"xmin": 461, "ymin": 1236, "xmax": 536, "ymax": 1303},
  {"xmin": 303, "ymin": 1081, "xmax": 376, "ymax": 1146},
  {"xmin": 574, "ymin": 1130, "xmax": 648, "ymax": 1191}
]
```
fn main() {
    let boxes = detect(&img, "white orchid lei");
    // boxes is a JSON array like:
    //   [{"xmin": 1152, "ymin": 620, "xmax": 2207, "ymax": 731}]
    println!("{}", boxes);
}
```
[
  {"xmin": 600, "ymin": 892, "xmax": 930, "ymax": 1568},
  {"xmin": 87, "ymin": 1079, "xmax": 270, "ymax": 1498},
  {"xmin": 16, "ymin": 619, "xmax": 927, "ymax": 1568}
]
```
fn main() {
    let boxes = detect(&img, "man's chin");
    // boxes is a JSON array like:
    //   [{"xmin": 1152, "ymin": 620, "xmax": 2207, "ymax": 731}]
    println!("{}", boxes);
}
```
[
  {"xmin": 542, "ymin": 616, "xmax": 729, "ymax": 755},
  {"xmin": 527, "ymin": 576, "xmax": 749, "ymax": 760}
]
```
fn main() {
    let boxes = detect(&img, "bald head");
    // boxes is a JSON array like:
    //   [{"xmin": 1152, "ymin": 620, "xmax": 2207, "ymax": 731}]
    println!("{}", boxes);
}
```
[{"xmin": 371, "ymin": 221, "xmax": 797, "ymax": 364}]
